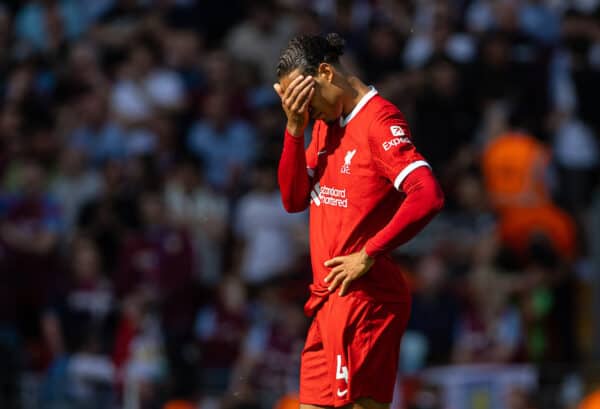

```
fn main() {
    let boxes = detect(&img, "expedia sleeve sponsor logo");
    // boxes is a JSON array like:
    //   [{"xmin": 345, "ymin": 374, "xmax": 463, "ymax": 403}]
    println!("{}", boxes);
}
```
[
  {"xmin": 382, "ymin": 137, "xmax": 411, "ymax": 151},
  {"xmin": 310, "ymin": 183, "xmax": 348, "ymax": 208},
  {"xmin": 390, "ymin": 125, "xmax": 405, "ymax": 136}
]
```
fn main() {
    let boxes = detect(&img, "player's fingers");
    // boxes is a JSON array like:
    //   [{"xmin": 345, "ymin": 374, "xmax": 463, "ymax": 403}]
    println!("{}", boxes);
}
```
[
  {"xmin": 297, "ymin": 86, "xmax": 315, "ymax": 114},
  {"xmin": 291, "ymin": 82, "xmax": 314, "ymax": 112},
  {"xmin": 285, "ymin": 76, "xmax": 312, "ymax": 108},
  {"xmin": 327, "ymin": 272, "xmax": 346, "ymax": 292},
  {"xmin": 324, "ymin": 266, "xmax": 344, "ymax": 283},
  {"xmin": 282, "ymin": 75, "xmax": 305, "ymax": 102},
  {"xmin": 338, "ymin": 277, "xmax": 353, "ymax": 296},
  {"xmin": 324, "ymin": 265, "xmax": 344, "ymax": 283},
  {"xmin": 324, "ymin": 256, "xmax": 343, "ymax": 268},
  {"xmin": 273, "ymin": 83, "xmax": 283, "ymax": 98}
]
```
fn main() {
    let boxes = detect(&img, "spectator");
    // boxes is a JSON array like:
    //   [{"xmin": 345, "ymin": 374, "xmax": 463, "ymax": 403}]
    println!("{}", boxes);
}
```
[
  {"xmin": 200, "ymin": 50, "xmax": 249, "ymax": 117},
  {"xmin": 194, "ymin": 276, "xmax": 249, "ymax": 402},
  {"xmin": 0, "ymin": 6, "xmax": 13, "ymax": 67},
  {"xmin": 519, "ymin": 0, "xmax": 561, "ymax": 45},
  {"xmin": 187, "ymin": 89, "xmax": 257, "ymax": 193},
  {"xmin": 115, "ymin": 187, "xmax": 198, "ymax": 394},
  {"xmin": 412, "ymin": 55, "xmax": 477, "ymax": 173},
  {"xmin": 0, "ymin": 105, "xmax": 24, "ymax": 176},
  {"xmin": 162, "ymin": 29, "xmax": 206, "ymax": 97},
  {"xmin": 111, "ymin": 38, "xmax": 185, "ymax": 128},
  {"xmin": 92, "ymin": 0, "xmax": 149, "ymax": 49},
  {"xmin": 359, "ymin": 21, "xmax": 405, "ymax": 84},
  {"xmin": 164, "ymin": 156, "xmax": 228, "ymax": 286},
  {"xmin": 0, "ymin": 160, "xmax": 63, "ymax": 370},
  {"xmin": 481, "ymin": 131, "xmax": 552, "ymax": 212},
  {"xmin": 247, "ymin": 86, "xmax": 286, "ymax": 160},
  {"xmin": 403, "ymin": 8, "xmax": 476, "ymax": 69},
  {"xmin": 15, "ymin": 0, "xmax": 88, "ymax": 52},
  {"xmin": 230, "ymin": 282, "xmax": 306, "ymax": 409},
  {"xmin": 112, "ymin": 290, "xmax": 168, "ymax": 409},
  {"xmin": 225, "ymin": 0, "xmax": 296, "ymax": 83},
  {"xmin": 115, "ymin": 189, "xmax": 194, "ymax": 308},
  {"xmin": 407, "ymin": 254, "xmax": 459, "ymax": 366},
  {"xmin": 40, "ymin": 236, "xmax": 116, "ymax": 409},
  {"xmin": 317, "ymin": 0, "xmax": 371, "ymax": 54},
  {"xmin": 42, "ymin": 236, "xmax": 115, "ymax": 359},
  {"xmin": 50, "ymin": 148, "xmax": 102, "ymax": 233},
  {"xmin": 452, "ymin": 236, "xmax": 524, "ymax": 364},
  {"xmin": 59, "ymin": 41, "xmax": 108, "ymax": 92},
  {"xmin": 552, "ymin": 113, "xmax": 599, "ymax": 215},
  {"xmin": 233, "ymin": 159, "xmax": 306, "ymax": 287},
  {"xmin": 77, "ymin": 160, "xmax": 138, "ymax": 274},
  {"xmin": 68, "ymin": 89, "xmax": 128, "ymax": 166},
  {"xmin": 498, "ymin": 204, "xmax": 578, "ymax": 263},
  {"xmin": 518, "ymin": 235, "xmax": 578, "ymax": 363}
]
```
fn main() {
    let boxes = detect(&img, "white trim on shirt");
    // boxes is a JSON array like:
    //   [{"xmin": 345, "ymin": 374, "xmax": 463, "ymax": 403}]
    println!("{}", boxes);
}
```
[
  {"xmin": 307, "ymin": 167, "xmax": 315, "ymax": 177},
  {"xmin": 339, "ymin": 86, "xmax": 378, "ymax": 127},
  {"xmin": 393, "ymin": 160, "xmax": 431, "ymax": 190}
]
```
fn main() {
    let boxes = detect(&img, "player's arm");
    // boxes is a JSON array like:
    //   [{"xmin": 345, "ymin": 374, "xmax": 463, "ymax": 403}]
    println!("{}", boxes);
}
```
[
  {"xmin": 325, "ymin": 168, "xmax": 443, "ymax": 295},
  {"xmin": 364, "ymin": 166, "xmax": 444, "ymax": 257},
  {"xmin": 325, "ymin": 110, "xmax": 444, "ymax": 296},
  {"xmin": 274, "ymin": 75, "xmax": 315, "ymax": 212},
  {"xmin": 364, "ymin": 111, "xmax": 444, "ymax": 256}
]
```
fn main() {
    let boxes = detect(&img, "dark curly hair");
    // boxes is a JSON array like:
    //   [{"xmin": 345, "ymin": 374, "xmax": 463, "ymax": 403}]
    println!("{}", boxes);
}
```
[{"xmin": 276, "ymin": 33, "xmax": 345, "ymax": 78}]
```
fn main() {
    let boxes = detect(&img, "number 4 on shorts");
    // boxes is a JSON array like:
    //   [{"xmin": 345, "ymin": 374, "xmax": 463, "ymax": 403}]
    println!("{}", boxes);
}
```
[{"xmin": 336, "ymin": 354, "xmax": 349, "ymax": 383}]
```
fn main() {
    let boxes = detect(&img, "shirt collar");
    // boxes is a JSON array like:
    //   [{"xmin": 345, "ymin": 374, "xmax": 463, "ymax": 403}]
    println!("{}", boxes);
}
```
[{"xmin": 339, "ymin": 86, "xmax": 378, "ymax": 127}]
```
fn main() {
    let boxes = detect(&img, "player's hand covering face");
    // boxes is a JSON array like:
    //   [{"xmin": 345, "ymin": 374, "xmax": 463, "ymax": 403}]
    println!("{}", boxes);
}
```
[{"xmin": 274, "ymin": 71, "xmax": 315, "ymax": 136}]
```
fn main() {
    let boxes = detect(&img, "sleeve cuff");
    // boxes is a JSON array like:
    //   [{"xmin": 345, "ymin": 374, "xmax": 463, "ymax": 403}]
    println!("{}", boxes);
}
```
[
  {"xmin": 393, "ymin": 160, "xmax": 431, "ymax": 190},
  {"xmin": 284, "ymin": 129, "xmax": 304, "ymax": 144}
]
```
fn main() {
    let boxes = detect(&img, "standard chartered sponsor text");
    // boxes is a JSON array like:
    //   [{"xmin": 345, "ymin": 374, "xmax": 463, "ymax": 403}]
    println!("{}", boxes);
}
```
[{"xmin": 319, "ymin": 184, "xmax": 348, "ymax": 208}]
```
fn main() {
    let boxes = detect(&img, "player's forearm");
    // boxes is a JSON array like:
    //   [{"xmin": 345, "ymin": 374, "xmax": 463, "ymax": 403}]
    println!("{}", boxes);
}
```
[
  {"xmin": 278, "ymin": 130, "xmax": 312, "ymax": 212},
  {"xmin": 364, "ymin": 167, "xmax": 444, "ymax": 257}
]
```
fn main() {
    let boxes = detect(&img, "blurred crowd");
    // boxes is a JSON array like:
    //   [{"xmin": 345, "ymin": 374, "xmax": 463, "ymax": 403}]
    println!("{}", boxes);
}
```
[{"xmin": 0, "ymin": 0, "xmax": 599, "ymax": 409}]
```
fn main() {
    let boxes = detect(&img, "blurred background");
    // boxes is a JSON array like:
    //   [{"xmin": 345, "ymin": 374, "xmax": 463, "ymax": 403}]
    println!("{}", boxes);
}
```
[{"xmin": 0, "ymin": 0, "xmax": 599, "ymax": 408}]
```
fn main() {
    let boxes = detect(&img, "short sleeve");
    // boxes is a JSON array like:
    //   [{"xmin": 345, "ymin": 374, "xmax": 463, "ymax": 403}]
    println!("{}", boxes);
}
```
[{"xmin": 368, "ymin": 109, "xmax": 431, "ymax": 191}]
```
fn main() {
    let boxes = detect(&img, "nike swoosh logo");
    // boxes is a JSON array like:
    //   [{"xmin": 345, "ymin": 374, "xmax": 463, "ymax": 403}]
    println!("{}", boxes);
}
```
[
  {"xmin": 337, "ymin": 388, "xmax": 348, "ymax": 397},
  {"xmin": 318, "ymin": 149, "xmax": 327, "ymax": 156}
]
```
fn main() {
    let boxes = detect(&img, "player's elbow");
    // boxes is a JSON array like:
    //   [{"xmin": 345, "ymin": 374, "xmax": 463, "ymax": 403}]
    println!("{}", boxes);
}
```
[
  {"xmin": 282, "ymin": 199, "xmax": 308, "ymax": 213},
  {"xmin": 412, "ymin": 177, "xmax": 444, "ymax": 221},
  {"xmin": 428, "ymin": 183, "xmax": 445, "ymax": 216},
  {"xmin": 280, "ymin": 193, "xmax": 309, "ymax": 213}
]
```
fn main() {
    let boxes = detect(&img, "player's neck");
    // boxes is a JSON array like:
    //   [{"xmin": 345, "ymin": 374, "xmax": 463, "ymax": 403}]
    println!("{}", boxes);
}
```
[{"xmin": 341, "ymin": 76, "xmax": 371, "ymax": 117}]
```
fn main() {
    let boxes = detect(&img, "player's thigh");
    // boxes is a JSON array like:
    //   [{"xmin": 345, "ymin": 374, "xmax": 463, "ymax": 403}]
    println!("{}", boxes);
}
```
[
  {"xmin": 324, "ymin": 297, "xmax": 410, "ymax": 406},
  {"xmin": 300, "ymin": 317, "xmax": 333, "ymax": 406}
]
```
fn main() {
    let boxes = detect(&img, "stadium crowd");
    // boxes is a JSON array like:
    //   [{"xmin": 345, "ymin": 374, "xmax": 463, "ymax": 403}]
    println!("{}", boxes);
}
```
[{"xmin": 0, "ymin": 0, "xmax": 599, "ymax": 408}]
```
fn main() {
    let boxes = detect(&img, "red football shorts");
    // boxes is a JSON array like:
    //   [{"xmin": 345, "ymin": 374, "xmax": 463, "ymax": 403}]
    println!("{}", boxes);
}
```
[{"xmin": 299, "ymin": 293, "xmax": 411, "ymax": 407}]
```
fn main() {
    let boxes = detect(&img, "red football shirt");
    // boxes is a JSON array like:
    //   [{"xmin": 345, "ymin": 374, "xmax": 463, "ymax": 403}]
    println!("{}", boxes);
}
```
[{"xmin": 303, "ymin": 88, "xmax": 430, "ymax": 315}]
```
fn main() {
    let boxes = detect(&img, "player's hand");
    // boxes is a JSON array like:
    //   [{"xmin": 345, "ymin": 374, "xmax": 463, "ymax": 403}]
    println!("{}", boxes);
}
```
[
  {"xmin": 323, "ymin": 248, "xmax": 375, "ymax": 296},
  {"xmin": 273, "ymin": 75, "xmax": 315, "ymax": 137}
]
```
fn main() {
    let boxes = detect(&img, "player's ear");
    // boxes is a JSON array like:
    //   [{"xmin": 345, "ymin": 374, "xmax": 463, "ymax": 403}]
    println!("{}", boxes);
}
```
[{"xmin": 317, "ymin": 63, "xmax": 335, "ymax": 83}]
